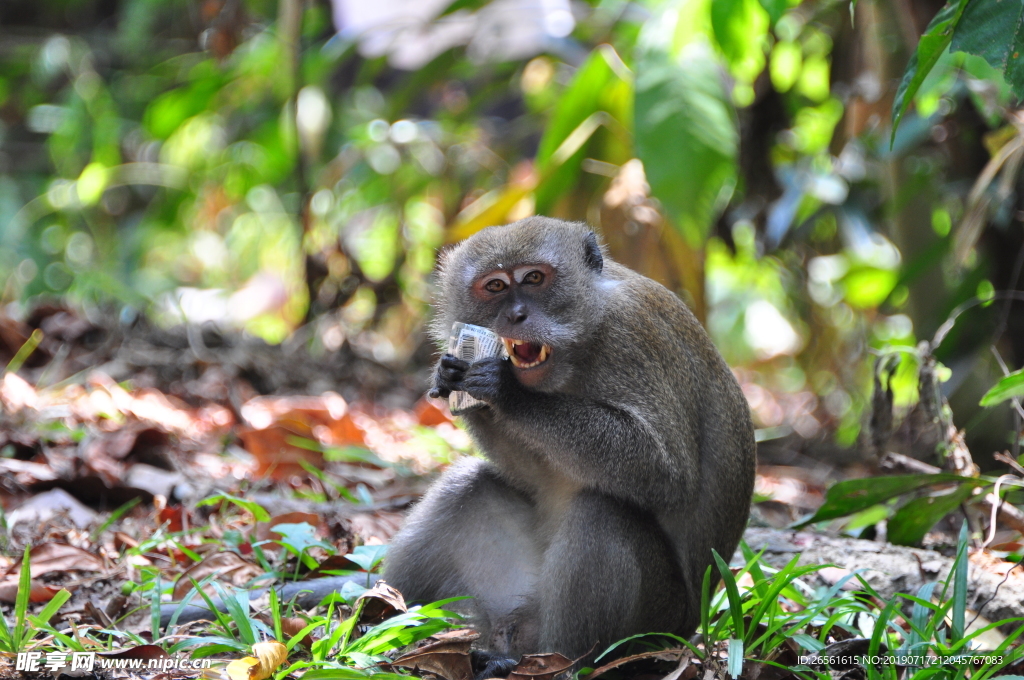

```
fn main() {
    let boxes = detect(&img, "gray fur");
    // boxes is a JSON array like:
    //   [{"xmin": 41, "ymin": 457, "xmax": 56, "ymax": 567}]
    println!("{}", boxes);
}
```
[{"xmin": 385, "ymin": 217, "xmax": 756, "ymax": 659}]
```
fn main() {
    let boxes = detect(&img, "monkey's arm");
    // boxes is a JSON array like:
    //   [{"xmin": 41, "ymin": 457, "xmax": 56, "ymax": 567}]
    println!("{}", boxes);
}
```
[{"xmin": 459, "ymin": 357, "xmax": 688, "ymax": 503}]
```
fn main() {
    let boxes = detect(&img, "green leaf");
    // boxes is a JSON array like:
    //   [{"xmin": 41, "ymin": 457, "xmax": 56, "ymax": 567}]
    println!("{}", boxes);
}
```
[
  {"xmin": 950, "ymin": 0, "xmax": 1024, "ymax": 98},
  {"xmin": 711, "ymin": 0, "xmax": 770, "ymax": 83},
  {"xmin": 438, "ymin": 0, "xmax": 489, "ymax": 17},
  {"xmin": 344, "ymin": 544, "xmax": 389, "ymax": 572},
  {"xmin": 887, "ymin": 485, "xmax": 975, "ymax": 546},
  {"xmin": 635, "ymin": 45, "xmax": 738, "ymax": 248},
  {"xmin": 797, "ymin": 474, "xmax": 987, "ymax": 525},
  {"xmin": 758, "ymin": 0, "xmax": 791, "ymax": 25},
  {"xmin": 890, "ymin": 0, "xmax": 970, "ymax": 147},
  {"xmin": 298, "ymin": 670, "xmax": 371, "ymax": 680},
  {"xmin": 144, "ymin": 78, "xmax": 221, "ymax": 140},
  {"xmin": 195, "ymin": 493, "xmax": 271, "ymax": 522},
  {"xmin": 272, "ymin": 523, "xmax": 334, "ymax": 555},
  {"xmin": 980, "ymin": 368, "xmax": 1024, "ymax": 407},
  {"xmin": 791, "ymin": 634, "xmax": 825, "ymax": 652},
  {"xmin": 534, "ymin": 45, "xmax": 632, "ymax": 215},
  {"xmin": 843, "ymin": 267, "xmax": 899, "ymax": 309}
]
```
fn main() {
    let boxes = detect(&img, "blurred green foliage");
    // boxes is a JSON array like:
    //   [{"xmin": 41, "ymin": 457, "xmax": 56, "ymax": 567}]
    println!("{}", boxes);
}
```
[{"xmin": 1, "ymin": 0, "xmax": 1023, "ymax": 458}]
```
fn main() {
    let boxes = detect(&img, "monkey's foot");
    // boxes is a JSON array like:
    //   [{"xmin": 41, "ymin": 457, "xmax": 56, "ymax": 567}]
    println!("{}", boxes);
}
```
[{"xmin": 471, "ymin": 650, "xmax": 518, "ymax": 680}]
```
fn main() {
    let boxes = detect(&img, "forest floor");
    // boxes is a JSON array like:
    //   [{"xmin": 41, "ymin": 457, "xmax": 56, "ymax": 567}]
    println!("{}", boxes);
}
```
[{"xmin": 1, "ymin": 306, "xmax": 1023, "ymax": 680}]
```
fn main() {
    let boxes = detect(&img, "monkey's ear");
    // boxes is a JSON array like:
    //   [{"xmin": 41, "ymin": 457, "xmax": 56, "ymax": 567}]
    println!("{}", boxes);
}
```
[{"xmin": 583, "ymin": 232, "xmax": 603, "ymax": 273}]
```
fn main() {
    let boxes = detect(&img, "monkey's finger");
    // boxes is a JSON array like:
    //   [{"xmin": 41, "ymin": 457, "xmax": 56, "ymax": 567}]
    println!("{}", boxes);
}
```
[
  {"xmin": 429, "ymin": 386, "xmax": 454, "ymax": 398},
  {"xmin": 438, "ymin": 363, "xmax": 467, "ymax": 380},
  {"xmin": 440, "ymin": 354, "xmax": 470, "ymax": 370}
]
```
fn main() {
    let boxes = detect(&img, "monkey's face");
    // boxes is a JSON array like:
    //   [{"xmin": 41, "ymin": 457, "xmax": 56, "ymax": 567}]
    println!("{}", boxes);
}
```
[
  {"xmin": 437, "ymin": 218, "xmax": 606, "ymax": 390},
  {"xmin": 473, "ymin": 263, "xmax": 556, "ymax": 387}
]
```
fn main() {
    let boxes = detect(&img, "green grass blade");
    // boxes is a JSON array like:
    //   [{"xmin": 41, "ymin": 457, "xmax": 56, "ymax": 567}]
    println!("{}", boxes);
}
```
[
  {"xmin": 700, "ymin": 565, "xmax": 712, "ymax": 651},
  {"xmin": 186, "ymin": 577, "xmax": 235, "ymax": 632},
  {"xmin": 89, "ymin": 497, "xmax": 142, "ymax": 542},
  {"xmin": 5, "ymin": 329, "xmax": 43, "ymax": 375},
  {"xmin": 739, "ymin": 542, "xmax": 770, "ymax": 599},
  {"xmin": 713, "ymin": 549, "xmax": 745, "ymax": 642},
  {"xmin": 15, "ymin": 547, "xmax": 32, "ymax": 650},
  {"xmin": 744, "ymin": 555, "xmax": 799, "ymax": 643},
  {"xmin": 215, "ymin": 583, "xmax": 255, "ymax": 645},
  {"xmin": 269, "ymin": 586, "xmax": 283, "ymax": 642},
  {"xmin": 30, "ymin": 588, "xmax": 71, "ymax": 627},
  {"xmin": 867, "ymin": 597, "xmax": 898, "ymax": 680},
  {"xmin": 951, "ymin": 520, "xmax": 968, "ymax": 642},
  {"xmin": 0, "ymin": 603, "xmax": 12, "ymax": 652},
  {"xmin": 149, "ymin": 572, "xmax": 162, "ymax": 641}
]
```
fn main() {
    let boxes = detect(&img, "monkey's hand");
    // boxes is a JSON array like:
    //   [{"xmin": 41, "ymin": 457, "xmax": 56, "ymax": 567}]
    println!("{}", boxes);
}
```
[
  {"xmin": 459, "ymin": 356, "xmax": 519, "ymax": 405},
  {"xmin": 428, "ymin": 354, "xmax": 469, "ymax": 399}
]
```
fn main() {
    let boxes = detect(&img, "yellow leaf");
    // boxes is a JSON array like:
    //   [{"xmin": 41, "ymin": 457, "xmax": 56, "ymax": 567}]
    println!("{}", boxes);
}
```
[
  {"xmin": 251, "ymin": 641, "xmax": 288, "ymax": 678},
  {"xmin": 226, "ymin": 657, "xmax": 259, "ymax": 680}
]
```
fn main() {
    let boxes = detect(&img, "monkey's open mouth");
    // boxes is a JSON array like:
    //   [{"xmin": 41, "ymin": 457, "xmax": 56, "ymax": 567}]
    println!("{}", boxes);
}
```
[{"xmin": 502, "ymin": 338, "xmax": 551, "ymax": 369}]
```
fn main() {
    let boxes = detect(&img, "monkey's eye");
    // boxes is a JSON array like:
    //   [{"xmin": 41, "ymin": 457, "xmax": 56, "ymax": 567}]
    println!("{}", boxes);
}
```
[
  {"xmin": 522, "ymin": 270, "xmax": 544, "ymax": 285},
  {"xmin": 484, "ymin": 278, "xmax": 508, "ymax": 293}
]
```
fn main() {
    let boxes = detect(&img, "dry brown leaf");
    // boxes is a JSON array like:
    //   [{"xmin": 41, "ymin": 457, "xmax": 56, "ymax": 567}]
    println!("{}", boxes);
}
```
[
  {"xmin": 280, "ymin": 617, "xmax": 317, "ymax": 648},
  {"xmin": 348, "ymin": 511, "xmax": 404, "ymax": 545},
  {"xmin": 172, "ymin": 551, "xmax": 264, "ymax": 600},
  {"xmin": 587, "ymin": 649, "xmax": 687, "ymax": 680},
  {"xmin": 114, "ymin": 532, "xmax": 139, "ymax": 550},
  {"xmin": 158, "ymin": 505, "xmax": 185, "ymax": 533},
  {"xmin": 414, "ymin": 398, "xmax": 452, "ymax": 427},
  {"xmin": 355, "ymin": 580, "xmax": 407, "ymax": 624},
  {"xmin": 508, "ymin": 652, "xmax": 576, "ymax": 680},
  {"xmin": 238, "ymin": 394, "xmax": 365, "ymax": 479},
  {"xmin": 0, "ymin": 459, "xmax": 59, "ymax": 486},
  {"xmin": 2, "ymin": 543, "xmax": 105, "ymax": 579},
  {"xmin": 390, "ymin": 629, "xmax": 479, "ymax": 680},
  {"xmin": 237, "ymin": 424, "xmax": 326, "ymax": 479},
  {"xmin": 0, "ymin": 579, "xmax": 63, "ymax": 603},
  {"xmin": 6, "ymin": 488, "xmax": 97, "ymax": 529},
  {"xmin": 309, "ymin": 553, "xmax": 360, "ymax": 577}
]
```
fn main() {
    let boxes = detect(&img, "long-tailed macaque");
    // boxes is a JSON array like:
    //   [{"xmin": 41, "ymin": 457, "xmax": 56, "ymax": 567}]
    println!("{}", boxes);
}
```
[{"xmin": 384, "ymin": 217, "xmax": 756, "ymax": 660}]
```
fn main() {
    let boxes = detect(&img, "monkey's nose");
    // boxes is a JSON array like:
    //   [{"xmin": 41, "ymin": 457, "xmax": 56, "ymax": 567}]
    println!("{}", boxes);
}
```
[{"xmin": 506, "ymin": 308, "xmax": 528, "ymax": 324}]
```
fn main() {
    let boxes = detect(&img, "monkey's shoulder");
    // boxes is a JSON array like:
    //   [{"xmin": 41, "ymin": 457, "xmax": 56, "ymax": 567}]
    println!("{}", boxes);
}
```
[{"xmin": 599, "ymin": 265, "xmax": 706, "ymax": 352}]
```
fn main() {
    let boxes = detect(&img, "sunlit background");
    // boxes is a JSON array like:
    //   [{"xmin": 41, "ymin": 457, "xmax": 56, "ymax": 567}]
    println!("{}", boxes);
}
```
[{"xmin": 1, "ymin": 0, "xmax": 1022, "ymax": 464}]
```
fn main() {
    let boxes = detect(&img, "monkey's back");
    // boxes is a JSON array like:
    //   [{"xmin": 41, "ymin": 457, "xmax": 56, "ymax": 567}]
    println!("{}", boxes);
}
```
[{"xmin": 583, "ymin": 261, "xmax": 756, "ymax": 632}]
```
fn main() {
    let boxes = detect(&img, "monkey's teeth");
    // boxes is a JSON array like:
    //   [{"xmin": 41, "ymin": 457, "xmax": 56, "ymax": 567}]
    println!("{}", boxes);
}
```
[{"xmin": 502, "ymin": 338, "xmax": 552, "ymax": 368}]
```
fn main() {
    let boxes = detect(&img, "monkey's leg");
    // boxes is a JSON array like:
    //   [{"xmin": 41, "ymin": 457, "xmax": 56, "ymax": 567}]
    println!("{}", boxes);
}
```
[
  {"xmin": 384, "ymin": 457, "xmax": 542, "ymax": 655},
  {"xmin": 538, "ymin": 491, "xmax": 686, "ymax": 659}
]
